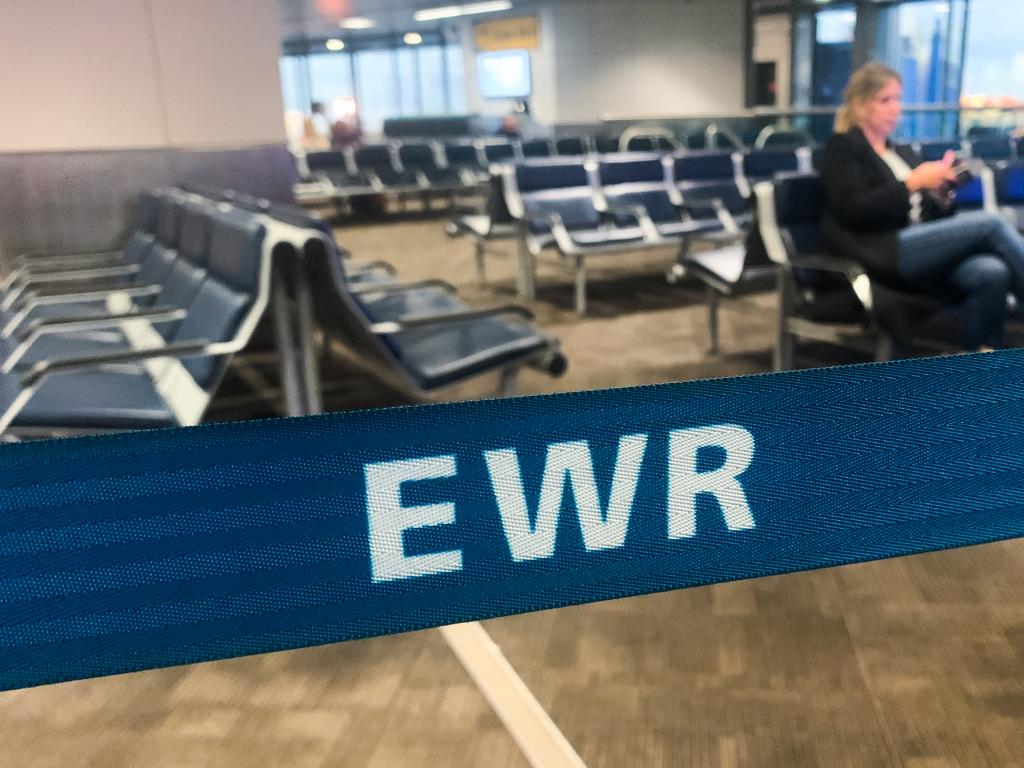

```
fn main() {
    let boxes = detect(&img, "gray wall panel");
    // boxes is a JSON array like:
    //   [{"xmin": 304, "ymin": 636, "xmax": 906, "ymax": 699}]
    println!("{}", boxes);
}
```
[{"xmin": 0, "ymin": 145, "xmax": 296, "ymax": 260}]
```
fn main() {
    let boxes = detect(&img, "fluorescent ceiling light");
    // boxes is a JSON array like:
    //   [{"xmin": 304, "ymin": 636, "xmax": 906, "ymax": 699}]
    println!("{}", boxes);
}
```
[
  {"xmin": 414, "ymin": 1, "xmax": 512, "ymax": 22},
  {"xmin": 325, "ymin": 38, "xmax": 345, "ymax": 50},
  {"xmin": 339, "ymin": 16, "xmax": 376, "ymax": 29},
  {"xmin": 403, "ymin": 32, "xmax": 423, "ymax": 45}
]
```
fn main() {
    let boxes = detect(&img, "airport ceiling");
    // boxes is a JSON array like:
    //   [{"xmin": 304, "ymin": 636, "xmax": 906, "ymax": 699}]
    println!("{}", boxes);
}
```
[{"xmin": 277, "ymin": 0, "xmax": 544, "ymax": 38}]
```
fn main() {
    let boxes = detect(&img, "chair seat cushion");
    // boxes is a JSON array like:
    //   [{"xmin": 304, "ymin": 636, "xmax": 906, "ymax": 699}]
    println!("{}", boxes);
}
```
[
  {"xmin": 1, "ymin": 331, "xmax": 140, "ymax": 370},
  {"xmin": 570, "ymin": 227, "xmax": 645, "ymax": 247},
  {"xmin": 4, "ymin": 369, "xmax": 175, "ymax": 429},
  {"xmin": 355, "ymin": 286, "xmax": 550, "ymax": 389},
  {"xmin": 685, "ymin": 244, "xmax": 750, "ymax": 286},
  {"xmin": 657, "ymin": 220, "xmax": 724, "ymax": 238},
  {"xmin": 394, "ymin": 320, "xmax": 549, "ymax": 389}
]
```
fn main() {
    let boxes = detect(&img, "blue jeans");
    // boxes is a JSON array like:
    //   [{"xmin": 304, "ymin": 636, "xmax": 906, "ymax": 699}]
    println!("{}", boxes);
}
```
[{"xmin": 898, "ymin": 211, "xmax": 1024, "ymax": 348}]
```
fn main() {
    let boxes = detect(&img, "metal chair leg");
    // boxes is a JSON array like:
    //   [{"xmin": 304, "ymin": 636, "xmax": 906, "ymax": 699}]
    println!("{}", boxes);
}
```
[
  {"xmin": 498, "ymin": 367, "xmax": 519, "ymax": 397},
  {"xmin": 516, "ymin": 233, "xmax": 535, "ymax": 300},
  {"xmin": 874, "ymin": 334, "xmax": 894, "ymax": 362},
  {"xmin": 706, "ymin": 286, "xmax": 720, "ymax": 355},
  {"xmin": 271, "ymin": 268, "xmax": 305, "ymax": 418},
  {"xmin": 475, "ymin": 239, "xmax": 487, "ymax": 288},
  {"xmin": 294, "ymin": 265, "xmax": 323, "ymax": 415},
  {"xmin": 574, "ymin": 255, "xmax": 587, "ymax": 316},
  {"xmin": 773, "ymin": 269, "xmax": 795, "ymax": 372}
]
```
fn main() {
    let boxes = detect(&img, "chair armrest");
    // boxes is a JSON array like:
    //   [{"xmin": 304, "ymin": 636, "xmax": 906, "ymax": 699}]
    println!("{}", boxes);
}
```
[
  {"xmin": 788, "ymin": 253, "xmax": 863, "ymax": 276},
  {"xmin": 22, "ymin": 341, "xmax": 211, "ymax": 388},
  {"xmin": 346, "ymin": 259, "xmax": 397, "ymax": 276},
  {"xmin": 18, "ymin": 252, "xmax": 123, "ymax": 270},
  {"xmin": 350, "ymin": 279, "xmax": 457, "ymax": 295},
  {"xmin": 786, "ymin": 254, "xmax": 874, "ymax": 313},
  {"xmin": 1, "ymin": 285, "xmax": 163, "ymax": 340},
  {"xmin": 16, "ymin": 264, "xmax": 140, "ymax": 285},
  {"xmin": 370, "ymin": 305, "xmax": 535, "ymax": 334},
  {"xmin": 548, "ymin": 213, "xmax": 582, "ymax": 255},
  {"xmin": 23, "ymin": 284, "xmax": 159, "ymax": 308},
  {"xmin": 679, "ymin": 197, "xmax": 743, "ymax": 234},
  {"xmin": 17, "ymin": 248, "xmax": 121, "ymax": 265},
  {"xmin": 19, "ymin": 306, "xmax": 185, "ymax": 340},
  {"xmin": 603, "ymin": 203, "xmax": 662, "ymax": 242}
]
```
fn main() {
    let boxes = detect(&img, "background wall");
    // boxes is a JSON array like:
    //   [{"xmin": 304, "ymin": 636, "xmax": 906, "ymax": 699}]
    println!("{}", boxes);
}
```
[
  {"xmin": 0, "ymin": 0, "xmax": 292, "ymax": 256},
  {"xmin": 458, "ymin": 3, "xmax": 559, "ymax": 128},
  {"xmin": 0, "ymin": 0, "xmax": 286, "ymax": 153},
  {"xmin": 454, "ymin": 0, "xmax": 745, "ymax": 126},
  {"xmin": 754, "ymin": 13, "xmax": 792, "ymax": 109},
  {"xmin": 549, "ymin": 0, "xmax": 746, "ymax": 122}
]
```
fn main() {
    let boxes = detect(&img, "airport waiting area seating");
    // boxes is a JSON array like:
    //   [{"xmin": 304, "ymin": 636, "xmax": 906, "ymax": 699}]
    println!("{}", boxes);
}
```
[
  {"xmin": 502, "ymin": 158, "xmax": 662, "ymax": 314},
  {"xmin": 294, "ymin": 136, "xmax": 592, "ymax": 210},
  {"xmin": 488, "ymin": 149, "xmax": 811, "ymax": 315},
  {"xmin": 0, "ymin": 181, "xmax": 570, "ymax": 437},
  {"xmin": 755, "ymin": 173, "xmax": 995, "ymax": 370},
  {"xmin": 995, "ymin": 161, "xmax": 1024, "ymax": 230},
  {"xmin": 304, "ymin": 227, "xmax": 566, "ymax": 399},
  {"xmin": 0, "ymin": 190, "xmax": 273, "ymax": 437},
  {"xmin": 445, "ymin": 170, "xmax": 519, "ymax": 288}
]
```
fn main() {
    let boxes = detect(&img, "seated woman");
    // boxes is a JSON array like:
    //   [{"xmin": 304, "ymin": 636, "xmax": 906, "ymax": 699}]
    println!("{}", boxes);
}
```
[{"xmin": 821, "ymin": 62, "xmax": 1024, "ymax": 351}]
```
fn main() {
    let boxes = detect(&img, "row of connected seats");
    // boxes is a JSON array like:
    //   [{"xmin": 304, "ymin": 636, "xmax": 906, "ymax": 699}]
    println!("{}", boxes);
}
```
[
  {"xmin": 0, "ymin": 185, "xmax": 568, "ymax": 440},
  {"xmin": 707, "ymin": 161, "xmax": 1024, "ymax": 370},
  {"xmin": 672, "ymin": 146, "xmax": 1024, "ymax": 358},
  {"xmin": 0, "ymin": 189, "xmax": 275, "ymax": 437},
  {"xmin": 168, "ymin": 186, "xmax": 570, "ymax": 404},
  {"xmin": 904, "ymin": 135, "xmax": 1024, "ymax": 164},
  {"xmin": 299, "ymin": 136, "xmax": 591, "ymax": 202},
  {"xmin": 451, "ymin": 147, "xmax": 812, "ymax": 314},
  {"xmin": 752, "ymin": 172, "xmax": 974, "ymax": 368}
]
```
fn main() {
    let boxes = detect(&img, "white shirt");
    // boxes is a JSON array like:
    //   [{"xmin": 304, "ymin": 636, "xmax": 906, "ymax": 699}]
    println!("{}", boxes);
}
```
[{"xmin": 880, "ymin": 149, "xmax": 923, "ymax": 224}]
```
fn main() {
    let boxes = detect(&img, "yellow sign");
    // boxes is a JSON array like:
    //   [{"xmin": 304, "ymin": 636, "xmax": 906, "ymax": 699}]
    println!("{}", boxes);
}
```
[{"xmin": 474, "ymin": 16, "xmax": 540, "ymax": 52}]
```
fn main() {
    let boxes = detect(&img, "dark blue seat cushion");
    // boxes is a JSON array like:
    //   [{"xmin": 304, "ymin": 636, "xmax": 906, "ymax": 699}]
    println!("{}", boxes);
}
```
[
  {"xmin": 604, "ymin": 187, "xmax": 679, "ymax": 224},
  {"xmin": 523, "ymin": 191, "xmax": 601, "ymax": 233},
  {"xmin": 678, "ymin": 180, "xmax": 751, "ymax": 216},
  {"xmin": 394, "ymin": 321, "xmax": 549, "ymax": 390},
  {"xmin": 998, "ymin": 164, "xmax": 1024, "ymax": 204},
  {"xmin": 674, "ymin": 152, "xmax": 736, "ymax": 182},
  {"xmin": 5, "ymin": 369, "xmax": 174, "ymax": 429},
  {"xmin": 172, "ymin": 279, "xmax": 250, "ymax": 387},
  {"xmin": 353, "ymin": 286, "xmax": 548, "ymax": 390},
  {"xmin": 743, "ymin": 150, "xmax": 800, "ymax": 181}
]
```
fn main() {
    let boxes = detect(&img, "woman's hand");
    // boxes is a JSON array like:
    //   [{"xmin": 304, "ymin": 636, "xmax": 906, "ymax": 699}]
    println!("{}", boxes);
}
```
[{"xmin": 905, "ymin": 150, "xmax": 958, "ymax": 192}]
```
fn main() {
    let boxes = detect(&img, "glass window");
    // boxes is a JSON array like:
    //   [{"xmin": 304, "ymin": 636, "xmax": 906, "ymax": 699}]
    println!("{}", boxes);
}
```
[
  {"xmin": 355, "ymin": 49, "xmax": 399, "ymax": 136},
  {"xmin": 307, "ymin": 53, "xmax": 355, "ymax": 122},
  {"xmin": 280, "ymin": 56, "xmax": 312, "ymax": 148},
  {"xmin": 396, "ymin": 48, "xmax": 419, "ymax": 116},
  {"xmin": 446, "ymin": 44, "xmax": 467, "ymax": 114},
  {"xmin": 813, "ymin": 6, "xmax": 857, "ymax": 106},
  {"xmin": 279, "ymin": 57, "xmax": 309, "ymax": 113},
  {"xmin": 962, "ymin": 0, "xmax": 1024, "ymax": 135},
  {"xmin": 278, "ymin": 39, "xmax": 469, "ymax": 137},
  {"xmin": 875, "ymin": 1, "xmax": 967, "ymax": 139},
  {"xmin": 418, "ymin": 46, "xmax": 447, "ymax": 115}
]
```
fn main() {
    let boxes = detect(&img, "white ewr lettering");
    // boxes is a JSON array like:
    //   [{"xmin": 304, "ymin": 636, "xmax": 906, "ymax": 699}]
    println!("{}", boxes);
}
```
[{"xmin": 364, "ymin": 425, "xmax": 756, "ymax": 583}]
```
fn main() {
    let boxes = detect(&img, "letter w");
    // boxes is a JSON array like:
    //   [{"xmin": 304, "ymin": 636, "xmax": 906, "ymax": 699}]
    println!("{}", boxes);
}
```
[{"xmin": 484, "ymin": 435, "xmax": 648, "ymax": 562}]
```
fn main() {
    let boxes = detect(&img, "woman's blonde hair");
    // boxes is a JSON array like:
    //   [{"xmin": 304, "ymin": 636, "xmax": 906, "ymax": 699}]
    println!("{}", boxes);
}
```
[{"xmin": 835, "ymin": 62, "xmax": 902, "ymax": 133}]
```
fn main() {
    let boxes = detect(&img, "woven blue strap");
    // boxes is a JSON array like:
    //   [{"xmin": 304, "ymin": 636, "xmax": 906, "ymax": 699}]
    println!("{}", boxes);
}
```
[{"xmin": 2, "ymin": 351, "xmax": 1023, "ymax": 691}]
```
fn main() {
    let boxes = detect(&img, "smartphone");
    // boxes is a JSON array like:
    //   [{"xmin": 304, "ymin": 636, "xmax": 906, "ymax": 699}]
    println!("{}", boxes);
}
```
[{"xmin": 950, "ymin": 161, "xmax": 976, "ymax": 189}]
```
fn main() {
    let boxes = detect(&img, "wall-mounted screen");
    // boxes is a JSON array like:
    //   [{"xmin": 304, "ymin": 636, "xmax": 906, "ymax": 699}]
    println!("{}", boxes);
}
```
[{"xmin": 476, "ymin": 49, "xmax": 532, "ymax": 100}]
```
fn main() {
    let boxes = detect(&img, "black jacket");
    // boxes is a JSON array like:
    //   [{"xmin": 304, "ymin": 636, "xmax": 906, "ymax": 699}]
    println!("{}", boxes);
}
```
[{"xmin": 821, "ymin": 127, "xmax": 950, "ymax": 284}]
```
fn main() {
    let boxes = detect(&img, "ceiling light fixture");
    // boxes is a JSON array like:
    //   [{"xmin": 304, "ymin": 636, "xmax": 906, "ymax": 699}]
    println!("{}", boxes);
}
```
[
  {"xmin": 325, "ymin": 38, "xmax": 345, "ymax": 50},
  {"xmin": 338, "ymin": 16, "xmax": 376, "ymax": 29},
  {"xmin": 414, "ymin": 1, "xmax": 512, "ymax": 22},
  {"xmin": 403, "ymin": 32, "xmax": 424, "ymax": 45}
]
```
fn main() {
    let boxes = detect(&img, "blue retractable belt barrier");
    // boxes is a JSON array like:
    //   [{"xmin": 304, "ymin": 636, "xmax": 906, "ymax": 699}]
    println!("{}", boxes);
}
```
[{"xmin": 3, "ymin": 351, "xmax": 1024, "ymax": 691}]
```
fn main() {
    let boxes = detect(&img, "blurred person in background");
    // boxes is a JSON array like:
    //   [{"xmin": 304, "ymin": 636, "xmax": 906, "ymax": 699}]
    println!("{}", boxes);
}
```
[{"xmin": 821, "ymin": 62, "xmax": 1024, "ymax": 351}]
